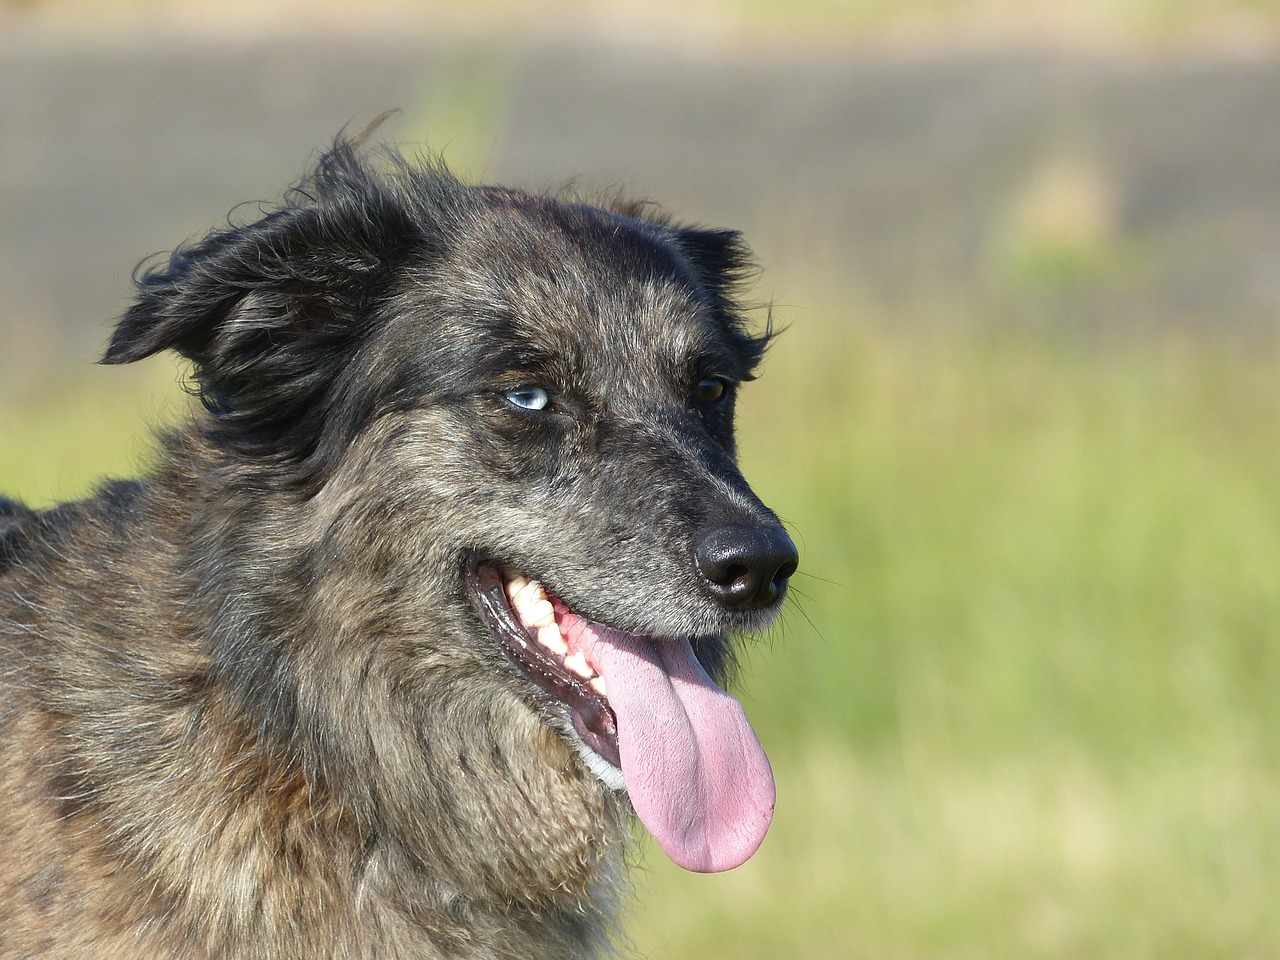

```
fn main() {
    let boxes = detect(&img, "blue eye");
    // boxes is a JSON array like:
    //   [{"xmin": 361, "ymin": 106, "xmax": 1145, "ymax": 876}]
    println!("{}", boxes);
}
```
[{"xmin": 504, "ymin": 386, "xmax": 550, "ymax": 412}]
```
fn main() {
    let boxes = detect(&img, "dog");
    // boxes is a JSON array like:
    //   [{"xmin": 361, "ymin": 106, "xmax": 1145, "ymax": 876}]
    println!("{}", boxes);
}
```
[{"xmin": 0, "ymin": 138, "xmax": 797, "ymax": 959}]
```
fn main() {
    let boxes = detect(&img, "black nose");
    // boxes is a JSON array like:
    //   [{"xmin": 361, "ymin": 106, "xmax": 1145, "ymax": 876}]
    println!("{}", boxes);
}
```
[{"xmin": 694, "ymin": 523, "xmax": 799, "ymax": 610}]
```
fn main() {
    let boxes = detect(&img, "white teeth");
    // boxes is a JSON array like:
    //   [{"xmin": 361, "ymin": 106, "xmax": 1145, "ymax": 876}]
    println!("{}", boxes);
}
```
[
  {"xmin": 517, "ymin": 580, "xmax": 545, "ymax": 606},
  {"xmin": 504, "ymin": 573, "xmax": 550, "ymax": 624},
  {"xmin": 503, "ymin": 570, "xmax": 606, "ymax": 698},
  {"xmin": 527, "ymin": 599, "xmax": 555, "ymax": 628},
  {"xmin": 504, "ymin": 573, "xmax": 541, "ymax": 604},
  {"xmin": 537, "ymin": 623, "xmax": 568, "ymax": 656},
  {"xmin": 564, "ymin": 651, "xmax": 594, "ymax": 679}
]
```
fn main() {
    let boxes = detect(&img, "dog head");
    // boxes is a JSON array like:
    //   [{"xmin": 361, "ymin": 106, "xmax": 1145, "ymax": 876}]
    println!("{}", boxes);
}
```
[{"xmin": 105, "ymin": 141, "xmax": 797, "ymax": 879}]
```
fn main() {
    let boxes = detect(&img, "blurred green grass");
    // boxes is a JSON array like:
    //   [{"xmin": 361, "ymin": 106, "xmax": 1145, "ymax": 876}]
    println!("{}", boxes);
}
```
[
  {"xmin": 3, "ymin": 311, "xmax": 1276, "ymax": 957},
  {"xmin": 629, "ymin": 312, "xmax": 1280, "ymax": 958},
  {"xmin": 0, "ymin": 358, "xmax": 188, "ymax": 508}
]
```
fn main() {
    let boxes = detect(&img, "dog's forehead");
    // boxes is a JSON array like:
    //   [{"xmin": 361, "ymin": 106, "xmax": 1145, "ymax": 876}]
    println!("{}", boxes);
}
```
[{"xmin": 438, "ymin": 196, "xmax": 724, "ymax": 366}]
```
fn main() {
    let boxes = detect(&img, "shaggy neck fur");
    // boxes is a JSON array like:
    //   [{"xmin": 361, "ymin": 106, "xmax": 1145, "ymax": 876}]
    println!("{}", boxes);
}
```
[{"xmin": 6, "ymin": 426, "xmax": 629, "ymax": 960}]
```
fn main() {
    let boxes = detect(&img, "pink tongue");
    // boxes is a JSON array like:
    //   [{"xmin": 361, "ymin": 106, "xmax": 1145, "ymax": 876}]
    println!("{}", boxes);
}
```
[{"xmin": 575, "ymin": 622, "xmax": 775, "ymax": 873}]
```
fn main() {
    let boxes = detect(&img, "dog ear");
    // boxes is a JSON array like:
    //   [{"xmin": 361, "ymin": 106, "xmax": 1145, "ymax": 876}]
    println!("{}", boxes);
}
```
[
  {"xmin": 104, "ymin": 145, "xmax": 423, "ymax": 372},
  {"xmin": 106, "ymin": 209, "xmax": 323, "ymax": 367},
  {"xmin": 106, "ymin": 211, "xmax": 340, "ymax": 370},
  {"xmin": 102, "ymin": 143, "xmax": 436, "ymax": 459},
  {"xmin": 101, "ymin": 144, "xmax": 450, "ymax": 478},
  {"xmin": 671, "ymin": 226, "xmax": 773, "ymax": 374},
  {"xmin": 671, "ymin": 227, "xmax": 751, "ymax": 294}
]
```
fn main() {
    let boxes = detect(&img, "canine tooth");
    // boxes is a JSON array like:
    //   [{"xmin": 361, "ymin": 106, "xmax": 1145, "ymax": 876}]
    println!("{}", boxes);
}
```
[
  {"xmin": 528, "ymin": 599, "xmax": 554, "ymax": 627},
  {"xmin": 537, "ymin": 624, "xmax": 568, "ymax": 655},
  {"xmin": 516, "ymin": 579, "xmax": 545, "ymax": 606},
  {"xmin": 564, "ymin": 651, "xmax": 594, "ymax": 679},
  {"xmin": 590, "ymin": 676, "xmax": 608, "ymax": 698},
  {"xmin": 505, "ymin": 574, "xmax": 528, "ymax": 597}
]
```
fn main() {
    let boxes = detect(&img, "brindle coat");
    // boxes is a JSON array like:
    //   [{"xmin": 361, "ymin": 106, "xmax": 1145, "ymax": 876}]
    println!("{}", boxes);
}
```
[{"xmin": 0, "ymin": 141, "xmax": 792, "ymax": 959}]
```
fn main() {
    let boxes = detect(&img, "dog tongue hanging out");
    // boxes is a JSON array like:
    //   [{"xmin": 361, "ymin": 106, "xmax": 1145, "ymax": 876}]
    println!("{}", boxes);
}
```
[{"xmin": 574, "ymin": 621, "xmax": 775, "ymax": 873}]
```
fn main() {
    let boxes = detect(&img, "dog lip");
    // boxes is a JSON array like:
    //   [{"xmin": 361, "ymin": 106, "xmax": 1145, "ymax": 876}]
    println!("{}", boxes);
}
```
[{"xmin": 463, "ymin": 559, "xmax": 621, "ymax": 770}]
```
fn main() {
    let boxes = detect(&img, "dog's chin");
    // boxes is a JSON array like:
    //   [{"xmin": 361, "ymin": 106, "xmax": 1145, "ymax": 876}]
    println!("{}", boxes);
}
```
[{"xmin": 463, "ymin": 559, "xmax": 628, "ymax": 787}]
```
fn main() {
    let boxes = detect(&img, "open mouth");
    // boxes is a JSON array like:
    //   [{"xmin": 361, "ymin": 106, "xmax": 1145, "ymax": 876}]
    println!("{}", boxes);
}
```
[
  {"xmin": 465, "ymin": 560, "xmax": 624, "ymax": 781},
  {"xmin": 463, "ymin": 557, "xmax": 777, "ymax": 874}
]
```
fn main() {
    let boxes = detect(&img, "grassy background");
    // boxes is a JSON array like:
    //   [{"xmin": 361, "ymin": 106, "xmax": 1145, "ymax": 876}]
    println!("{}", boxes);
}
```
[
  {"xmin": 3, "ymin": 1, "xmax": 1280, "ymax": 956},
  {"xmin": 629, "ymin": 314, "xmax": 1280, "ymax": 958}
]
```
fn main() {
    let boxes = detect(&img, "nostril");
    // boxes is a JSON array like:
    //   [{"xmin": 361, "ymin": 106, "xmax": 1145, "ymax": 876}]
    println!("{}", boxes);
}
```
[
  {"xmin": 775, "ymin": 554, "xmax": 799, "ymax": 583},
  {"xmin": 694, "ymin": 523, "xmax": 800, "ymax": 610}
]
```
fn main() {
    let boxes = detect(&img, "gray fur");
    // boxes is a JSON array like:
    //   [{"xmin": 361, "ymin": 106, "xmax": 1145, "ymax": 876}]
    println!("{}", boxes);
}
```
[{"xmin": 0, "ymin": 141, "xmax": 792, "ymax": 959}]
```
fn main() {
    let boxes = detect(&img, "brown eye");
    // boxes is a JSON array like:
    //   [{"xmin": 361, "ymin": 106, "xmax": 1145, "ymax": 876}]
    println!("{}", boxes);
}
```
[{"xmin": 693, "ymin": 377, "xmax": 728, "ymax": 405}]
